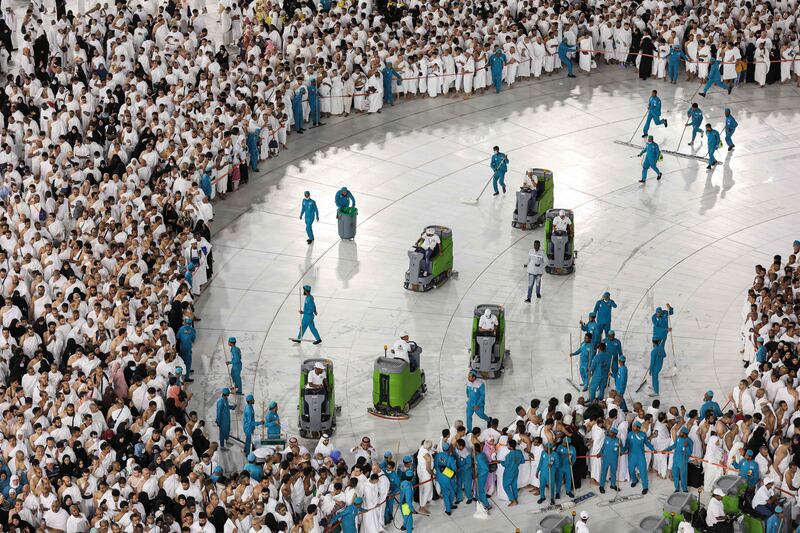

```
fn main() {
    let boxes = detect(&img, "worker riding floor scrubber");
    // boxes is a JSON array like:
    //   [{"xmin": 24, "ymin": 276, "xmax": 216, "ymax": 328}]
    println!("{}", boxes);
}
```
[
  {"xmin": 469, "ymin": 304, "xmax": 509, "ymax": 378},
  {"xmin": 299, "ymin": 358, "xmax": 337, "ymax": 438},
  {"xmin": 544, "ymin": 208, "xmax": 576, "ymax": 274},
  {"xmin": 368, "ymin": 344, "xmax": 426, "ymax": 419},
  {"xmin": 512, "ymin": 168, "xmax": 554, "ymax": 229},
  {"xmin": 404, "ymin": 225, "xmax": 454, "ymax": 291}
]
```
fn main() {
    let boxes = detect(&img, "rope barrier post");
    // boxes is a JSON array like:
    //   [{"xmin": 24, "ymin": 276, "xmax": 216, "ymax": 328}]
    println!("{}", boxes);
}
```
[{"xmin": 670, "ymin": 511, "xmax": 677, "ymax": 533}]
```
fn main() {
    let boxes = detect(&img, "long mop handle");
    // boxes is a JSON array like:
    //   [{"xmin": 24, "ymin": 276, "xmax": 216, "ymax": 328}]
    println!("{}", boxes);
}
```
[
  {"xmin": 569, "ymin": 332, "xmax": 575, "ymax": 382},
  {"xmin": 221, "ymin": 337, "xmax": 234, "ymax": 389},
  {"xmin": 674, "ymin": 84, "xmax": 703, "ymax": 151},
  {"xmin": 628, "ymin": 111, "xmax": 649, "ymax": 143},
  {"xmin": 475, "ymin": 172, "xmax": 496, "ymax": 202}
]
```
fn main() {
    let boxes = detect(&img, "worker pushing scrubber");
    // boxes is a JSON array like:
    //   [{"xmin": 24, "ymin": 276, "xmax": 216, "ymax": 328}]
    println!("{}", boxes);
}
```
[
  {"xmin": 512, "ymin": 168, "xmax": 554, "ymax": 229},
  {"xmin": 368, "ymin": 331, "xmax": 427, "ymax": 419},
  {"xmin": 405, "ymin": 226, "xmax": 454, "ymax": 291},
  {"xmin": 544, "ymin": 209, "xmax": 576, "ymax": 275},
  {"xmin": 469, "ymin": 305, "xmax": 509, "ymax": 378}
]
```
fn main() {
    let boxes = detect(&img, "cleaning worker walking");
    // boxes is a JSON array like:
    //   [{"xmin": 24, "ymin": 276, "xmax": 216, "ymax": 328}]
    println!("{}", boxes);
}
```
[
  {"xmin": 501, "ymin": 439, "xmax": 525, "ymax": 506},
  {"xmin": 399, "ymin": 471, "xmax": 415, "ymax": 532},
  {"xmin": 598, "ymin": 426, "xmax": 621, "ymax": 494},
  {"xmin": 215, "ymin": 388, "xmax": 235, "ymax": 450},
  {"xmin": 570, "ymin": 332, "xmax": 594, "ymax": 391},
  {"xmin": 556, "ymin": 434, "xmax": 576, "ymax": 498},
  {"xmin": 638, "ymin": 135, "xmax": 662, "ymax": 183},
  {"xmin": 687, "ymin": 103, "xmax": 704, "ymax": 146},
  {"xmin": 177, "ymin": 318, "xmax": 196, "ymax": 381},
  {"xmin": 466, "ymin": 371, "xmax": 490, "ymax": 431},
  {"xmin": 606, "ymin": 330, "xmax": 624, "ymax": 380},
  {"xmin": 293, "ymin": 284, "xmax": 322, "ymax": 344},
  {"xmin": 558, "ymin": 38, "xmax": 577, "ymax": 78},
  {"xmin": 625, "ymin": 420, "xmax": 655, "ymax": 494},
  {"xmin": 490, "ymin": 146, "xmax": 508, "ymax": 196},
  {"xmin": 434, "ymin": 444, "xmax": 458, "ymax": 515},
  {"xmin": 665, "ymin": 426, "xmax": 693, "ymax": 492},
  {"xmin": 243, "ymin": 394, "xmax": 263, "ymax": 455},
  {"xmin": 642, "ymin": 90, "xmax": 668, "ymax": 137},
  {"xmin": 724, "ymin": 108, "xmax": 738, "ymax": 150},
  {"xmin": 300, "ymin": 191, "xmax": 319, "ymax": 244},
  {"xmin": 699, "ymin": 56, "xmax": 732, "ymax": 97},
  {"xmin": 537, "ymin": 442, "xmax": 558, "ymax": 504},
  {"xmin": 592, "ymin": 292, "xmax": 617, "ymax": 341},
  {"xmin": 705, "ymin": 123, "xmax": 722, "ymax": 169},
  {"xmin": 615, "ymin": 355, "xmax": 628, "ymax": 412},
  {"xmin": 227, "ymin": 337, "xmax": 242, "ymax": 393}
]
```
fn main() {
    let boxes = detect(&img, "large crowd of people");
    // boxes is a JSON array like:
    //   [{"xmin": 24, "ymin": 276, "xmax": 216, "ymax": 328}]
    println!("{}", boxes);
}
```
[{"xmin": 0, "ymin": 0, "xmax": 799, "ymax": 531}]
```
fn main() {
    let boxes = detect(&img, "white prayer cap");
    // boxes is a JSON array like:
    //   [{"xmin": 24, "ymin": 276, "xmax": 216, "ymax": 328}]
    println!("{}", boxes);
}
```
[{"xmin": 713, "ymin": 488, "xmax": 725, "ymax": 497}]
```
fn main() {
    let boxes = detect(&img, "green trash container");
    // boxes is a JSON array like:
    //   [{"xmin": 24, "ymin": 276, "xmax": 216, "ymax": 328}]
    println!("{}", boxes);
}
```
[{"xmin": 338, "ymin": 207, "xmax": 357, "ymax": 239}]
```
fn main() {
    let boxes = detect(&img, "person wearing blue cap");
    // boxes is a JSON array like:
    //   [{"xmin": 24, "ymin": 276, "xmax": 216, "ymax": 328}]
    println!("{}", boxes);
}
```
[
  {"xmin": 755, "ymin": 337, "xmax": 767, "ymax": 364},
  {"xmin": 379, "ymin": 451, "xmax": 393, "ymax": 471},
  {"xmin": 490, "ymin": 145, "xmax": 508, "ymax": 195},
  {"xmin": 667, "ymin": 44, "xmax": 687, "ymax": 84},
  {"xmin": 699, "ymin": 391, "xmax": 722, "ymax": 420},
  {"xmin": 598, "ymin": 426, "xmax": 621, "ymax": 494},
  {"xmin": 731, "ymin": 449, "xmax": 759, "ymax": 488},
  {"xmin": 177, "ymin": 318, "xmax": 196, "ymax": 382},
  {"xmin": 292, "ymin": 81, "xmax": 307, "ymax": 133},
  {"xmin": 686, "ymin": 103, "xmax": 704, "ymax": 146},
  {"xmin": 570, "ymin": 332, "xmax": 594, "ymax": 391},
  {"xmin": 665, "ymin": 426, "xmax": 693, "ymax": 492},
  {"xmin": 593, "ymin": 292, "xmax": 617, "ymax": 342},
  {"xmin": 265, "ymin": 401, "xmax": 281, "ymax": 439},
  {"xmin": 475, "ymin": 442, "xmax": 492, "ymax": 510},
  {"xmin": 704, "ymin": 123, "xmax": 722, "ymax": 169},
  {"xmin": 637, "ymin": 135, "xmax": 662, "ymax": 183},
  {"xmin": 765, "ymin": 505, "xmax": 783, "ymax": 533},
  {"xmin": 383, "ymin": 61, "xmax": 403, "ymax": 105},
  {"xmin": 299, "ymin": 191, "xmax": 319, "ymax": 244},
  {"xmin": 215, "ymin": 388, "xmax": 235, "ymax": 450},
  {"xmin": 649, "ymin": 337, "xmax": 667, "ymax": 396},
  {"xmin": 466, "ymin": 371, "xmax": 490, "ymax": 432},
  {"xmin": 724, "ymin": 108, "xmax": 737, "ymax": 150},
  {"xmin": 329, "ymin": 497, "xmax": 362, "ymax": 533},
  {"xmin": 244, "ymin": 452, "xmax": 263, "ymax": 481},
  {"xmin": 335, "ymin": 187, "xmax": 356, "ymax": 216},
  {"xmin": 501, "ymin": 439, "xmax": 524, "ymax": 506},
  {"xmin": 307, "ymin": 77, "xmax": 324, "ymax": 128},
  {"xmin": 588, "ymin": 342, "xmax": 611, "ymax": 402},
  {"xmin": 434, "ymin": 444, "xmax": 458, "ymax": 515},
  {"xmin": 537, "ymin": 441, "xmax": 558, "ymax": 504},
  {"xmin": 488, "ymin": 48, "xmax": 507, "ymax": 92},
  {"xmin": 624, "ymin": 421, "xmax": 655, "ymax": 494},
  {"xmin": 555, "ymin": 435, "xmax": 576, "ymax": 499},
  {"xmin": 580, "ymin": 312, "xmax": 601, "ymax": 355},
  {"xmin": 383, "ymin": 459, "xmax": 400, "ymax": 524},
  {"xmin": 293, "ymin": 285, "xmax": 322, "ymax": 344},
  {"xmin": 399, "ymin": 470, "xmax": 416, "ymax": 532},
  {"xmin": 615, "ymin": 355, "xmax": 628, "ymax": 412},
  {"xmin": 227, "ymin": 337, "xmax": 242, "ymax": 394},
  {"xmin": 243, "ymin": 394, "xmax": 263, "ymax": 455},
  {"xmin": 651, "ymin": 304, "xmax": 674, "ymax": 344},
  {"xmin": 607, "ymin": 330, "xmax": 624, "ymax": 384}
]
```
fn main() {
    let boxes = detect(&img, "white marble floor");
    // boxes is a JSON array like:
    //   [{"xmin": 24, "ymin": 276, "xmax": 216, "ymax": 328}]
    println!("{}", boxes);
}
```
[{"xmin": 184, "ymin": 65, "xmax": 800, "ymax": 531}]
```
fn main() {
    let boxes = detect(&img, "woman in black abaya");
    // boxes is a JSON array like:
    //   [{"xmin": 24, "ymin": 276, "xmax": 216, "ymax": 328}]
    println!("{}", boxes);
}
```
[{"xmin": 639, "ymin": 35, "xmax": 654, "ymax": 80}]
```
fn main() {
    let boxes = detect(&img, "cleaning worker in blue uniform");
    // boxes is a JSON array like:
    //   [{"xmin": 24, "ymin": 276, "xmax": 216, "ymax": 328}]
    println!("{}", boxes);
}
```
[
  {"xmin": 335, "ymin": 187, "xmax": 356, "ymax": 215},
  {"xmin": 699, "ymin": 391, "xmax": 723, "ymax": 419},
  {"xmin": 490, "ymin": 145, "xmax": 508, "ymax": 195},
  {"xmin": 292, "ymin": 81, "xmax": 307, "ymax": 133},
  {"xmin": 243, "ymin": 394, "xmax": 263, "ymax": 455},
  {"xmin": 593, "ymin": 292, "xmax": 617, "ymax": 341},
  {"xmin": 299, "ymin": 191, "xmax": 319, "ymax": 244},
  {"xmin": 307, "ymin": 77, "xmax": 325, "ymax": 128},
  {"xmin": 558, "ymin": 38, "xmax": 577, "ymax": 78},
  {"xmin": 383, "ymin": 461, "xmax": 400, "ymax": 524},
  {"xmin": 293, "ymin": 284, "xmax": 322, "ymax": 344},
  {"xmin": 177, "ymin": 318, "xmax": 196, "ymax": 381},
  {"xmin": 699, "ymin": 56, "xmax": 732, "ymax": 97},
  {"xmin": 588, "ymin": 342, "xmax": 610, "ymax": 402},
  {"xmin": 732, "ymin": 449, "xmax": 760, "ymax": 488},
  {"xmin": 667, "ymin": 44, "xmax": 687, "ymax": 84},
  {"xmin": 475, "ymin": 444, "xmax": 492, "ymax": 510},
  {"xmin": 329, "ymin": 497, "xmax": 362, "ymax": 533},
  {"xmin": 642, "ymin": 90, "xmax": 668, "ymax": 137},
  {"xmin": 705, "ymin": 123, "xmax": 721, "ymax": 169},
  {"xmin": 625, "ymin": 420, "xmax": 655, "ymax": 494},
  {"xmin": 766, "ymin": 506, "xmax": 784, "ymax": 533},
  {"xmin": 638, "ymin": 135, "xmax": 662, "ymax": 183},
  {"xmin": 755, "ymin": 337, "xmax": 767, "ymax": 363},
  {"xmin": 215, "ymin": 388, "xmax": 235, "ymax": 449},
  {"xmin": 537, "ymin": 441, "xmax": 558, "ymax": 505},
  {"xmin": 244, "ymin": 453, "xmax": 264, "ymax": 481},
  {"xmin": 455, "ymin": 439, "xmax": 474, "ymax": 504},
  {"xmin": 247, "ymin": 116, "xmax": 261, "ymax": 171},
  {"xmin": 615, "ymin": 355, "xmax": 628, "ymax": 412},
  {"xmin": 581, "ymin": 312, "xmax": 601, "ymax": 354},
  {"xmin": 435, "ymin": 444, "xmax": 457, "ymax": 515},
  {"xmin": 724, "ymin": 108, "xmax": 738, "ymax": 150},
  {"xmin": 227, "ymin": 337, "xmax": 242, "ymax": 393},
  {"xmin": 265, "ymin": 401, "xmax": 281, "ymax": 438},
  {"xmin": 501, "ymin": 439, "xmax": 525, "ymax": 506},
  {"xmin": 556, "ymin": 433, "xmax": 576, "ymax": 499},
  {"xmin": 598, "ymin": 426, "xmax": 621, "ymax": 494},
  {"xmin": 606, "ymin": 330, "xmax": 624, "ymax": 379},
  {"xmin": 383, "ymin": 61, "xmax": 403, "ymax": 105},
  {"xmin": 649, "ymin": 337, "xmax": 667, "ymax": 397},
  {"xmin": 466, "ymin": 371, "xmax": 491, "ymax": 431},
  {"xmin": 488, "ymin": 48, "xmax": 507, "ymax": 92},
  {"xmin": 687, "ymin": 103, "xmax": 704, "ymax": 146},
  {"xmin": 399, "ymin": 471, "xmax": 415, "ymax": 532},
  {"xmin": 665, "ymin": 426, "xmax": 693, "ymax": 492},
  {"xmin": 652, "ymin": 304, "xmax": 674, "ymax": 345},
  {"xmin": 380, "ymin": 451, "xmax": 394, "ymax": 471},
  {"xmin": 570, "ymin": 332, "xmax": 594, "ymax": 391}
]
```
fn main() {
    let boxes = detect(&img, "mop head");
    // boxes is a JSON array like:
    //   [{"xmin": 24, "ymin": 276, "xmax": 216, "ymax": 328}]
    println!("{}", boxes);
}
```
[{"xmin": 473, "ymin": 501, "xmax": 489, "ymax": 519}]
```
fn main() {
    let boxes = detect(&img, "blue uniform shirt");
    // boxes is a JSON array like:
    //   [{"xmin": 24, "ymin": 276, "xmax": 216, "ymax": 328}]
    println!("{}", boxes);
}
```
[
  {"xmin": 687, "ymin": 107, "xmax": 703, "ymax": 126},
  {"xmin": 648, "ymin": 95, "xmax": 661, "ymax": 116}
]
